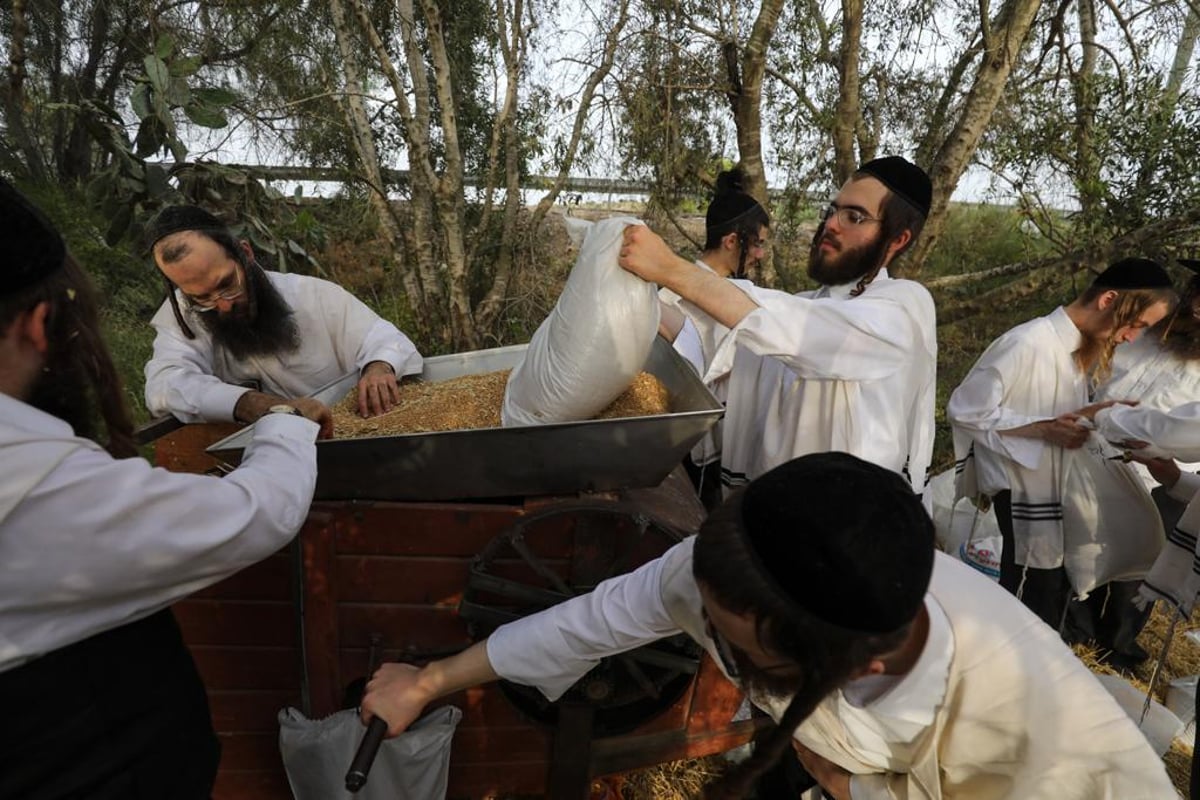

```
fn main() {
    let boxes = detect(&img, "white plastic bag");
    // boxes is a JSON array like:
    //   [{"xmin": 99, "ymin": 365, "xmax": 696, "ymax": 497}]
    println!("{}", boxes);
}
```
[
  {"xmin": 1094, "ymin": 673, "xmax": 1183, "ymax": 756},
  {"xmin": 503, "ymin": 217, "xmax": 659, "ymax": 425},
  {"xmin": 927, "ymin": 470, "xmax": 1002, "ymax": 581},
  {"xmin": 278, "ymin": 705, "xmax": 461, "ymax": 800}
]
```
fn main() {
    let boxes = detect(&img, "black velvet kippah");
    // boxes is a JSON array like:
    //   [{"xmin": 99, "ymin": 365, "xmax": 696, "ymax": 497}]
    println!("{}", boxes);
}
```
[
  {"xmin": 1, "ymin": 180, "xmax": 66, "ymax": 293},
  {"xmin": 857, "ymin": 156, "xmax": 932, "ymax": 217},
  {"xmin": 1092, "ymin": 257, "xmax": 1172, "ymax": 289},
  {"xmin": 706, "ymin": 168, "xmax": 766, "ymax": 234},
  {"xmin": 739, "ymin": 452, "xmax": 935, "ymax": 634},
  {"xmin": 143, "ymin": 204, "xmax": 227, "ymax": 253}
]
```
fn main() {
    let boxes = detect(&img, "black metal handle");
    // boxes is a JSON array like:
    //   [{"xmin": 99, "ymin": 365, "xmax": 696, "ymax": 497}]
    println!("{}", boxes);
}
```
[{"xmin": 345, "ymin": 715, "xmax": 388, "ymax": 792}]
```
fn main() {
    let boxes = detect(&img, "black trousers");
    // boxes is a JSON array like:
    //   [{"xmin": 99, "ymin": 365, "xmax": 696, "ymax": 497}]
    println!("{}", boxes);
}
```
[
  {"xmin": 0, "ymin": 609, "xmax": 220, "ymax": 800},
  {"xmin": 994, "ymin": 492, "xmax": 1152, "ymax": 655}
]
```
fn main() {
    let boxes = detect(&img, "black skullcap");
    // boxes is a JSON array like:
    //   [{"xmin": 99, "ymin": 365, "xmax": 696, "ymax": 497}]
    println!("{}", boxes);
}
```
[
  {"xmin": 856, "ymin": 156, "xmax": 932, "ymax": 218},
  {"xmin": 0, "ymin": 180, "xmax": 67, "ymax": 294},
  {"xmin": 739, "ymin": 452, "xmax": 935, "ymax": 634},
  {"xmin": 706, "ymin": 168, "xmax": 767, "ymax": 234},
  {"xmin": 1177, "ymin": 258, "xmax": 1200, "ymax": 276},
  {"xmin": 1092, "ymin": 257, "xmax": 1172, "ymax": 289},
  {"xmin": 143, "ymin": 204, "xmax": 228, "ymax": 253}
]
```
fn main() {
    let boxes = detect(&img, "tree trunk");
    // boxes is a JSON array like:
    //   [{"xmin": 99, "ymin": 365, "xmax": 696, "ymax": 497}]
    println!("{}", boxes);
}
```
[
  {"xmin": 1070, "ymin": 0, "xmax": 1102, "ymax": 267},
  {"xmin": 3, "ymin": 0, "xmax": 50, "ymax": 181},
  {"xmin": 907, "ymin": 0, "xmax": 1043, "ymax": 274},
  {"xmin": 329, "ymin": 0, "xmax": 427, "ymax": 339},
  {"xmin": 832, "ymin": 0, "xmax": 863, "ymax": 184}
]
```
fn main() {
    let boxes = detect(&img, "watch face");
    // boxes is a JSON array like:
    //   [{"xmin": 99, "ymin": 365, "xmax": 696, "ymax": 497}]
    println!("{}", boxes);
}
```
[{"xmin": 268, "ymin": 404, "xmax": 299, "ymax": 415}]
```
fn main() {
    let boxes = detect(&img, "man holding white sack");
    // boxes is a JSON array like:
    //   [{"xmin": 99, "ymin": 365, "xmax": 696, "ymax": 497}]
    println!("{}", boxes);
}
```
[
  {"xmin": 620, "ymin": 156, "xmax": 938, "ymax": 494},
  {"xmin": 947, "ymin": 258, "xmax": 1174, "ymax": 663}
]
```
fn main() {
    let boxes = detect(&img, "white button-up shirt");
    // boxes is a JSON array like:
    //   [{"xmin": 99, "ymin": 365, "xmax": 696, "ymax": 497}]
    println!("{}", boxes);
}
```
[
  {"xmin": 0, "ymin": 392, "xmax": 318, "ymax": 672},
  {"xmin": 145, "ymin": 271, "xmax": 422, "ymax": 421}
]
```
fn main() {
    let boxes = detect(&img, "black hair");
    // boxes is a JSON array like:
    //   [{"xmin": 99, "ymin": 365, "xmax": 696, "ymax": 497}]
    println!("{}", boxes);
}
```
[{"xmin": 704, "ymin": 168, "xmax": 771, "ymax": 278}]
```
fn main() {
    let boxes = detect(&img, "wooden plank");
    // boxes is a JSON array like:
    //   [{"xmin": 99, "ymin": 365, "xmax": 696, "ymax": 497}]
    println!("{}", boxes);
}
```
[
  {"xmin": 191, "ymin": 645, "xmax": 300, "ymax": 691},
  {"xmin": 322, "ymin": 503, "xmax": 525, "ymax": 556},
  {"xmin": 301, "ymin": 513, "xmax": 342, "ymax": 718},
  {"xmin": 174, "ymin": 599, "xmax": 296, "ymax": 646},
  {"xmin": 153, "ymin": 422, "xmax": 242, "ymax": 475},
  {"xmin": 211, "ymin": 768, "xmax": 291, "ymax": 800},
  {"xmin": 217, "ymin": 732, "xmax": 283, "ymax": 771},
  {"xmin": 334, "ymin": 556, "xmax": 570, "ymax": 604},
  {"xmin": 446, "ymin": 760, "xmax": 548, "ymax": 799},
  {"xmin": 193, "ymin": 554, "xmax": 292, "ymax": 601},
  {"xmin": 337, "ymin": 605, "xmax": 472, "ymax": 653},
  {"xmin": 208, "ymin": 690, "xmax": 298, "ymax": 732}
]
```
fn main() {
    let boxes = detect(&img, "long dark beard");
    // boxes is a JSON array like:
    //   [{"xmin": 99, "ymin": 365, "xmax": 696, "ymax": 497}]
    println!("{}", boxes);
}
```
[
  {"xmin": 806, "ymin": 224, "xmax": 889, "ymax": 287},
  {"xmin": 198, "ymin": 264, "xmax": 301, "ymax": 360}
]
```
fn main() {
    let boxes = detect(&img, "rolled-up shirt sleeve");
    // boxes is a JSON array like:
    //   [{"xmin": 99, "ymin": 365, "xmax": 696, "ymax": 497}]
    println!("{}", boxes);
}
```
[{"xmin": 486, "ymin": 540, "xmax": 690, "ymax": 701}]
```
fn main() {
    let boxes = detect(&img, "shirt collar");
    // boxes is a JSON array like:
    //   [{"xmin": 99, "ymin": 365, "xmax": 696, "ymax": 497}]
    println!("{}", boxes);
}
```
[
  {"xmin": 840, "ymin": 593, "xmax": 954, "ymax": 728},
  {"xmin": 1048, "ymin": 305, "xmax": 1084, "ymax": 353},
  {"xmin": 818, "ymin": 268, "xmax": 891, "ymax": 300},
  {"xmin": 0, "ymin": 391, "xmax": 78, "ymax": 438},
  {"xmin": 695, "ymin": 258, "xmax": 718, "ymax": 275}
]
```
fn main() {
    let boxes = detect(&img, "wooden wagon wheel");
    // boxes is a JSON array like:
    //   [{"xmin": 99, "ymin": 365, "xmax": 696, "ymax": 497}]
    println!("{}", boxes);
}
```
[{"xmin": 458, "ymin": 499, "xmax": 702, "ymax": 737}]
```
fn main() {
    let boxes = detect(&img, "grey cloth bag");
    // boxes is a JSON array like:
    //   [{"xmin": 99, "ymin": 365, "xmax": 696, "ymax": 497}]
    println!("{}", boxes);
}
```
[{"xmin": 279, "ymin": 705, "xmax": 461, "ymax": 800}]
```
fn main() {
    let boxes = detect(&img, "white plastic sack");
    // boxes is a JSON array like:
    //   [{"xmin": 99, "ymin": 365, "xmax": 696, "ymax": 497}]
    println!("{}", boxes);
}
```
[
  {"xmin": 1061, "ymin": 433, "xmax": 1165, "ymax": 597},
  {"xmin": 1166, "ymin": 674, "xmax": 1198, "ymax": 744},
  {"xmin": 927, "ymin": 470, "xmax": 1002, "ymax": 582},
  {"xmin": 279, "ymin": 705, "xmax": 461, "ymax": 800},
  {"xmin": 1094, "ymin": 673, "xmax": 1183, "ymax": 757},
  {"xmin": 502, "ymin": 217, "xmax": 659, "ymax": 426}
]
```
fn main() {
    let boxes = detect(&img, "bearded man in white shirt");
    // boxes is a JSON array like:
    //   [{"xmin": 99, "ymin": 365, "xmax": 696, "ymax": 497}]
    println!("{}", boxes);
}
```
[
  {"xmin": 627, "ymin": 156, "xmax": 938, "ymax": 495},
  {"xmin": 0, "ymin": 182, "xmax": 320, "ymax": 798},
  {"xmin": 947, "ymin": 258, "xmax": 1174, "ymax": 655},
  {"xmin": 143, "ymin": 205, "xmax": 423, "ymax": 434},
  {"xmin": 361, "ymin": 452, "xmax": 1173, "ymax": 800}
]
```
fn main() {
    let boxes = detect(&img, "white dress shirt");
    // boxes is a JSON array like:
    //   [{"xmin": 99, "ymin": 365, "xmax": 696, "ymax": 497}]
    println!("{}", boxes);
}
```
[
  {"xmin": 145, "ymin": 271, "xmax": 423, "ymax": 421},
  {"xmin": 705, "ymin": 271, "xmax": 938, "ymax": 492},
  {"xmin": 485, "ymin": 540, "xmax": 1172, "ymax": 798},
  {"xmin": 0, "ymin": 392, "xmax": 319, "ymax": 672}
]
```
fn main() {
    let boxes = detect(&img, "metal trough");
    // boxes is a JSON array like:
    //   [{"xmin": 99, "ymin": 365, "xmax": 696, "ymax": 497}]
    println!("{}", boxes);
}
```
[{"xmin": 207, "ymin": 337, "xmax": 722, "ymax": 501}]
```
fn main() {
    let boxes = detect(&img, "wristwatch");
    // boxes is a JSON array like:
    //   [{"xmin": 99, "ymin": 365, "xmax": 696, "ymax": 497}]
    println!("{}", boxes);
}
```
[{"xmin": 267, "ymin": 404, "xmax": 304, "ymax": 417}]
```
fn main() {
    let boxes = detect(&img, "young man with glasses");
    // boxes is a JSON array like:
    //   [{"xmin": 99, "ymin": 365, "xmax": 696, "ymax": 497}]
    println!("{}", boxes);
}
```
[
  {"xmin": 361, "ymin": 453, "xmax": 1173, "ymax": 799},
  {"xmin": 143, "ymin": 206, "xmax": 423, "ymax": 433},
  {"xmin": 621, "ymin": 156, "xmax": 937, "ymax": 495}
]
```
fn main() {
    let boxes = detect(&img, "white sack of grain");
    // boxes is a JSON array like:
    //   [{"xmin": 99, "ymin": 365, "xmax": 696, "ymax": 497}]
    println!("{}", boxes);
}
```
[
  {"xmin": 503, "ymin": 217, "xmax": 659, "ymax": 426},
  {"xmin": 1094, "ymin": 673, "xmax": 1183, "ymax": 756},
  {"xmin": 1166, "ymin": 675, "xmax": 1198, "ymax": 743}
]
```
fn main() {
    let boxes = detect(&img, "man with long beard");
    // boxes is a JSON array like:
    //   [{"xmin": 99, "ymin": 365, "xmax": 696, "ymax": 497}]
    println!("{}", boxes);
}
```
[
  {"xmin": 0, "ymin": 181, "xmax": 319, "ymax": 798},
  {"xmin": 621, "ymin": 156, "xmax": 938, "ymax": 494},
  {"xmin": 948, "ymin": 257, "xmax": 1174, "ymax": 634},
  {"xmin": 143, "ymin": 205, "xmax": 423, "ymax": 433}
]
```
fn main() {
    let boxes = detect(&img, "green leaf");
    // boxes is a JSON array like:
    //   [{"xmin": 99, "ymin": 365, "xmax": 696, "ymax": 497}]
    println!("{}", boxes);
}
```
[
  {"xmin": 184, "ymin": 103, "xmax": 228, "ymax": 129},
  {"xmin": 131, "ymin": 83, "xmax": 153, "ymax": 120},
  {"xmin": 144, "ymin": 55, "xmax": 170, "ymax": 92},
  {"xmin": 134, "ymin": 117, "xmax": 166, "ymax": 157},
  {"xmin": 168, "ymin": 138, "xmax": 188, "ymax": 164},
  {"xmin": 105, "ymin": 205, "xmax": 134, "ymax": 246},
  {"xmin": 192, "ymin": 87, "xmax": 240, "ymax": 107},
  {"xmin": 293, "ymin": 185, "xmax": 304, "ymax": 200},
  {"xmin": 169, "ymin": 56, "xmax": 202, "ymax": 78},
  {"xmin": 145, "ymin": 164, "xmax": 171, "ymax": 199},
  {"xmin": 287, "ymin": 239, "xmax": 308, "ymax": 257},
  {"xmin": 155, "ymin": 34, "xmax": 174, "ymax": 60},
  {"xmin": 167, "ymin": 77, "xmax": 191, "ymax": 108}
]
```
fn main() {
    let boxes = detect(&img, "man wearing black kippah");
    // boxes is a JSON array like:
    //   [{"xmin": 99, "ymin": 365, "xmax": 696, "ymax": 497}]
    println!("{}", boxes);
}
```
[
  {"xmin": 619, "ymin": 156, "xmax": 937, "ymax": 496},
  {"xmin": 359, "ymin": 452, "xmax": 1173, "ymax": 799},
  {"xmin": 0, "ymin": 182, "xmax": 320, "ymax": 798},
  {"xmin": 949, "ymin": 258, "xmax": 1174, "ymax": 654},
  {"xmin": 143, "ymin": 205, "xmax": 423, "ymax": 432},
  {"xmin": 660, "ymin": 167, "xmax": 771, "ymax": 505}
]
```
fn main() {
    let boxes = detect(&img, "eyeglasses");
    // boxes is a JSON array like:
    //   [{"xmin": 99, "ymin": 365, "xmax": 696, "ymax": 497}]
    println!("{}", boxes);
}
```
[
  {"xmin": 185, "ymin": 264, "xmax": 246, "ymax": 311},
  {"xmin": 820, "ymin": 204, "xmax": 882, "ymax": 227}
]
